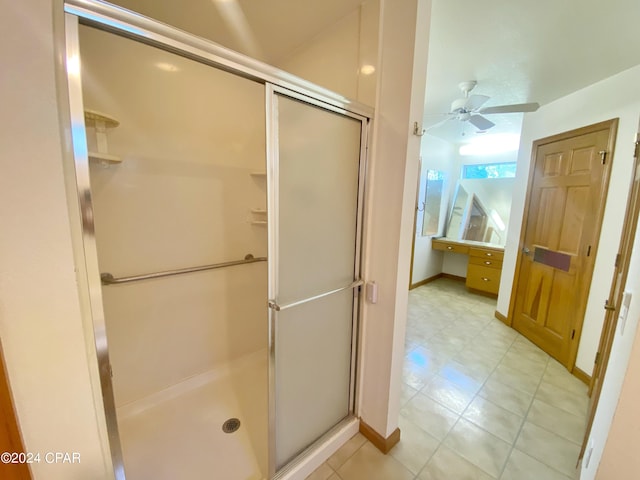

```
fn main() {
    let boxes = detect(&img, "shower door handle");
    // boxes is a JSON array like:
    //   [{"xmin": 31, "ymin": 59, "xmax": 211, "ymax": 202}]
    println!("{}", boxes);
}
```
[{"xmin": 268, "ymin": 279, "xmax": 363, "ymax": 312}]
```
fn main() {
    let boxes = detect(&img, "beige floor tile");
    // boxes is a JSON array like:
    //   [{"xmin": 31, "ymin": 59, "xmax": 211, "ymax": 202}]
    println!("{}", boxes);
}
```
[
  {"xmin": 405, "ymin": 280, "xmax": 589, "ymax": 480},
  {"xmin": 471, "ymin": 333, "xmax": 514, "ymax": 354},
  {"xmin": 438, "ymin": 360, "xmax": 485, "ymax": 393},
  {"xmin": 455, "ymin": 347, "xmax": 502, "ymax": 372},
  {"xmin": 400, "ymin": 382, "xmax": 419, "ymax": 408},
  {"xmin": 490, "ymin": 364, "xmax": 541, "ymax": 396},
  {"xmin": 514, "ymin": 422, "xmax": 581, "ymax": 477},
  {"xmin": 542, "ymin": 364, "xmax": 589, "ymax": 397},
  {"xmin": 305, "ymin": 462, "xmax": 336, "ymax": 480},
  {"xmin": 478, "ymin": 377, "xmax": 533, "ymax": 417},
  {"xmin": 463, "ymin": 396, "xmax": 524, "ymax": 444},
  {"xmin": 443, "ymin": 418, "xmax": 512, "ymax": 478},
  {"xmin": 535, "ymin": 381, "xmax": 589, "ymax": 418},
  {"xmin": 526, "ymin": 399, "xmax": 586, "ymax": 444},
  {"xmin": 501, "ymin": 350, "xmax": 548, "ymax": 378},
  {"xmin": 326, "ymin": 433, "xmax": 367, "ymax": 471},
  {"xmin": 327, "ymin": 474, "xmax": 342, "ymax": 480},
  {"xmin": 418, "ymin": 445, "xmax": 495, "ymax": 480},
  {"xmin": 463, "ymin": 342, "xmax": 507, "ymax": 364},
  {"xmin": 402, "ymin": 358, "xmax": 437, "ymax": 391},
  {"xmin": 507, "ymin": 345, "xmax": 549, "ymax": 369},
  {"xmin": 400, "ymin": 392, "xmax": 459, "ymax": 440},
  {"xmin": 422, "ymin": 375, "xmax": 476, "ymax": 414},
  {"xmin": 337, "ymin": 441, "xmax": 414, "ymax": 480},
  {"xmin": 501, "ymin": 448, "xmax": 573, "ymax": 480},
  {"xmin": 389, "ymin": 414, "xmax": 440, "ymax": 474}
]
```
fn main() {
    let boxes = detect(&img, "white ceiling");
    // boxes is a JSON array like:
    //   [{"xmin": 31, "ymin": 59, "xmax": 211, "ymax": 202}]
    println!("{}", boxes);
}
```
[
  {"xmin": 423, "ymin": 0, "xmax": 640, "ymax": 144},
  {"xmin": 108, "ymin": 0, "xmax": 640, "ymax": 146},
  {"xmin": 111, "ymin": 0, "xmax": 364, "ymax": 64}
]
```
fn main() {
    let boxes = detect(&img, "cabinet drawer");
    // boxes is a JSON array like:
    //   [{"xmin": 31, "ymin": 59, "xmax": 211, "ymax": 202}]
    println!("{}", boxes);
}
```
[
  {"xmin": 466, "ymin": 264, "xmax": 502, "ymax": 295},
  {"xmin": 432, "ymin": 239, "xmax": 469, "ymax": 254},
  {"xmin": 469, "ymin": 247, "xmax": 504, "ymax": 261},
  {"xmin": 469, "ymin": 255, "xmax": 503, "ymax": 269}
]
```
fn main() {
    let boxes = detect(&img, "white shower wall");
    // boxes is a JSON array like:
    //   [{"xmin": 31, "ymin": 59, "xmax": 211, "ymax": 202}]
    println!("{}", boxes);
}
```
[{"xmin": 79, "ymin": 26, "xmax": 268, "ymax": 406}]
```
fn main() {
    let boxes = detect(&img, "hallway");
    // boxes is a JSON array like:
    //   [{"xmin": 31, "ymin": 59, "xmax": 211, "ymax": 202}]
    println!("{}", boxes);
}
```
[{"xmin": 307, "ymin": 278, "xmax": 588, "ymax": 479}]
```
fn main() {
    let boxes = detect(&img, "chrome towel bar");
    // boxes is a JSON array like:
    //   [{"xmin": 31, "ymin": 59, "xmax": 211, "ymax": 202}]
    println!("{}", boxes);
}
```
[{"xmin": 100, "ymin": 254, "xmax": 267, "ymax": 285}]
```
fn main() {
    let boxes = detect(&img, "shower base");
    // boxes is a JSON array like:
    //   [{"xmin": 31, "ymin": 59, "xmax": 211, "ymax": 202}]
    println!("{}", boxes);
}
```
[{"xmin": 116, "ymin": 350, "xmax": 268, "ymax": 480}]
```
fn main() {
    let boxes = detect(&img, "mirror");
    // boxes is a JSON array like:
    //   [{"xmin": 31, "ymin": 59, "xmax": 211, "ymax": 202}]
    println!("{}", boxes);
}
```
[
  {"xmin": 444, "ymin": 177, "xmax": 514, "ymax": 246},
  {"xmin": 418, "ymin": 169, "xmax": 445, "ymax": 237}
]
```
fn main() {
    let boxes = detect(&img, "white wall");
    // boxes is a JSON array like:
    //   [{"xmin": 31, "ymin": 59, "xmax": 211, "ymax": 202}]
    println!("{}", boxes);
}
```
[
  {"xmin": 358, "ymin": 0, "xmax": 431, "ymax": 438},
  {"xmin": 79, "ymin": 26, "xmax": 268, "ymax": 406},
  {"xmin": 410, "ymin": 135, "xmax": 454, "ymax": 284},
  {"xmin": 277, "ymin": 0, "xmax": 379, "ymax": 107},
  {"xmin": 0, "ymin": 3, "xmax": 112, "ymax": 479},
  {"xmin": 496, "ymin": 64, "xmax": 640, "ymax": 374}
]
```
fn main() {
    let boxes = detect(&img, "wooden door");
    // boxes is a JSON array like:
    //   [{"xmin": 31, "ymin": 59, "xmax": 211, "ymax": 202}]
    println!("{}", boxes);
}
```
[
  {"xmin": 511, "ymin": 119, "xmax": 618, "ymax": 367},
  {"xmin": 579, "ymin": 120, "xmax": 640, "ymax": 463},
  {"xmin": 0, "ymin": 343, "xmax": 31, "ymax": 480}
]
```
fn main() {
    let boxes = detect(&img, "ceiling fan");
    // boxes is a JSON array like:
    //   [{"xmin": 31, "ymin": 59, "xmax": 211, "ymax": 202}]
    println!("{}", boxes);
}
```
[{"xmin": 427, "ymin": 80, "xmax": 540, "ymax": 132}]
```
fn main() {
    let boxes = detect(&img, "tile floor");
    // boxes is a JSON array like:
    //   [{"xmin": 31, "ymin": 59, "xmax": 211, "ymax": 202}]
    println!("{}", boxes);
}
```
[{"xmin": 306, "ymin": 278, "xmax": 589, "ymax": 480}]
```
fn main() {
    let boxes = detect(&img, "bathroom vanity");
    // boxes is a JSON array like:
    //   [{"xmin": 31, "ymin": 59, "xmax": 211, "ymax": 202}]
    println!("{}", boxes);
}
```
[{"xmin": 432, "ymin": 237, "xmax": 504, "ymax": 296}]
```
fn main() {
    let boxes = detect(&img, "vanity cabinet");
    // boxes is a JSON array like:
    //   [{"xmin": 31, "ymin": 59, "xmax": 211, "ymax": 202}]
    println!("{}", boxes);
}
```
[
  {"xmin": 432, "ymin": 238, "xmax": 504, "ymax": 296},
  {"xmin": 466, "ymin": 247, "xmax": 503, "ymax": 295}
]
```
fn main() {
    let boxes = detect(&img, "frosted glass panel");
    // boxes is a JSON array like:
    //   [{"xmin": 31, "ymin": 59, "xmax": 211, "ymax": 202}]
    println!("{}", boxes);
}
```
[
  {"xmin": 275, "ymin": 290, "xmax": 354, "ymax": 468},
  {"xmin": 273, "ymin": 95, "xmax": 363, "ymax": 470},
  {"xmin": 277, "ymin": 95, "xmax": 362, "ymax": 304}
]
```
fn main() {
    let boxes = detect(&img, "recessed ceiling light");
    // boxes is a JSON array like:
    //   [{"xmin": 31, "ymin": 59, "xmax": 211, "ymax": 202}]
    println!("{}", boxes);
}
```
[
  {"xmin": 360, "ymin": 64, "xmax": 376, "ymax": 76},
  {"xmin": 156, "ymin": 62, "xmax": 179, "ymax": 72}
]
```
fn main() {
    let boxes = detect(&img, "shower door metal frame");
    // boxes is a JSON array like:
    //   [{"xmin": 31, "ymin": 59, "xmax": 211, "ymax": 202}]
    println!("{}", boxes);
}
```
[
  {"xmin": 266, "ymin": 85, "xmax": 369, "ymax": 478},
  {"xmin": 61, "ymin": 1, "xmax": 373, "ymax": 479}
]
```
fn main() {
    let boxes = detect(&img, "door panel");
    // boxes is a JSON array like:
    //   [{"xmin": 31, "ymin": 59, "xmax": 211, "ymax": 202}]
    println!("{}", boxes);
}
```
[
  {"xmin": 276, "ymin": 95, "xmax": 362, "ymax": 305},
  {"xmin": 0, "ymin": 345, "xmax": 31, "ymax": 480},
  {"xmin": 274, "ymin": 289, "xmax": 354, "ymax": 468},
  {"xmin": 269, "ymin": 91, "xmax": 365, "ymax": 472},
  {"xmin": 512, "ymin": 121, "xmax": 617, "ymax": 366}
]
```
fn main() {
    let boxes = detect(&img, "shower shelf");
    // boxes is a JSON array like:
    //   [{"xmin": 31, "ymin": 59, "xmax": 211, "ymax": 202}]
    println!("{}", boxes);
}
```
[
  {"xmin": 250, "ymin": 208, "xmax": 267, "ymax": 214},
  {"xmin": 250, "ymin": 171, "xmax": 266, "ymax": 177},
  {"xmin": 251, "ymin": 221, "xmax": 267, "ymax": 225},
  {"xmin": 88, "ymin": 152, "xmax": 122, "ymax": 164},
  {"xmin": 84, "ymin": 109, "xmax": 121, "ymax": 164}
]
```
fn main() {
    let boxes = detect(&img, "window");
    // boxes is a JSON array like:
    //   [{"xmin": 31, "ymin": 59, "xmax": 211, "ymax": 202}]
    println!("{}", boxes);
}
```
[{"xmin": 462, "ymin": 162, "xmax": 517, "ymax": 179}]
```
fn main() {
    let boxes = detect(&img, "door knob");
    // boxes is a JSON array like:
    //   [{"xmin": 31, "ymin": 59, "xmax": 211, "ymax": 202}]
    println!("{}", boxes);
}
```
[{"xmin": 522, "ymin": 247, "xmax": 531, "ymax": 255}]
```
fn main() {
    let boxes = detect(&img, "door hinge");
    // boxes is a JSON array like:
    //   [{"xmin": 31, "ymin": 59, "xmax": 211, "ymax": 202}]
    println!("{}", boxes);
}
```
[
  {"xmin": 634, "ymin": 135, "xmax": 640, "ymax": 159},
  {"xmin": 571, "ymin": 329, "xmax": 576, "ymax": 340},
  {"xmin": 587, "ymin": 245, "xmax": 592, "ymax": 256},
  {"xmin": 615, "ymin": 253, "xmax": 622, "ymax": 268},
  {"xmin": 599, "ymin": 150, "xmax": 607, "ymax": 164}
]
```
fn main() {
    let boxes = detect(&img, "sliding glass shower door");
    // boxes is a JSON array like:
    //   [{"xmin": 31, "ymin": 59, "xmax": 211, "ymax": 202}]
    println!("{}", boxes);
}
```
[{"xmin": 268, "ymin": 90, "xmax": 367, "ymax": 472}]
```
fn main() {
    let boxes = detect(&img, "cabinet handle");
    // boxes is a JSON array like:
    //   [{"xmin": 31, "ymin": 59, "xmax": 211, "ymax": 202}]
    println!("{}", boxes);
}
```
[
  {"xmin": 481, "ymin": 277, "xmax": 490, "ymax": 282},
  {"xmin": 484, "ymin": 261, "xmax": 492, "ymax": 265},
  {"xmin": 447, "ymin": 246, "xmax": 453, "ymax": 250},
  {"xmin": 485, "ymin": 253, "xmax": 493, "ymax": 257}
]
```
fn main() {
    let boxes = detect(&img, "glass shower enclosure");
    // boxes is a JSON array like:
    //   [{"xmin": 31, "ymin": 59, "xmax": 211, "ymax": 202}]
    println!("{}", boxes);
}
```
[{"xmin": 63, "ymin": 1, "xmax": 370, "ymax": 479}]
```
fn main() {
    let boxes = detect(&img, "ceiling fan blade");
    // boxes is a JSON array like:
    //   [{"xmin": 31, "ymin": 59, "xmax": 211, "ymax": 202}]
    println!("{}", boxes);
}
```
[
  {"xmin": 465, "ymin": 94, "xmax": 490, "ymax": 111},
  {"xmin": 468, "ymin": 114, "xmax": 495, "ymax": 131},
  {"xmin": 479, "ymin": 102, "xmax": 540, "ymax": 114}
]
